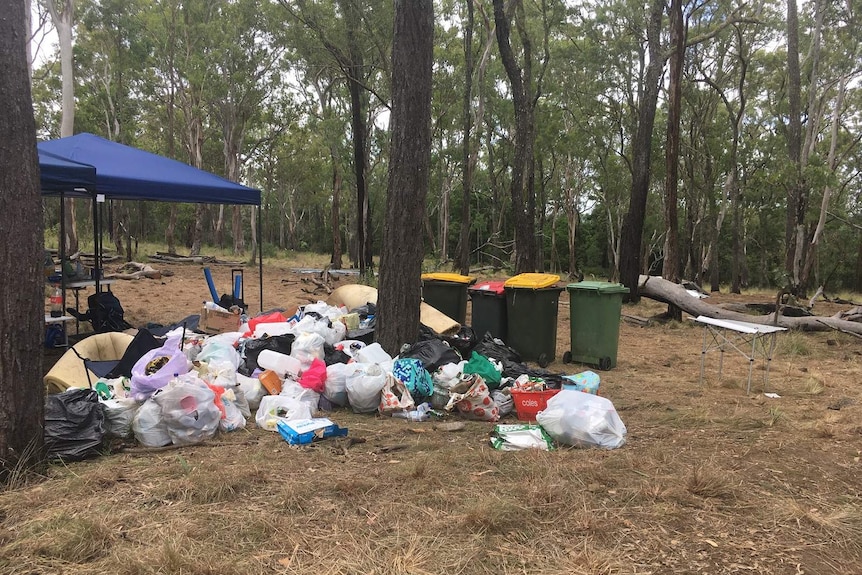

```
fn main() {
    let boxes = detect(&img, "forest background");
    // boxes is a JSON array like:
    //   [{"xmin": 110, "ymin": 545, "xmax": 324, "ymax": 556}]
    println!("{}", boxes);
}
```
[{"xmin": 30, "ymin": 0, "xmax": 862, "ymax": 296}]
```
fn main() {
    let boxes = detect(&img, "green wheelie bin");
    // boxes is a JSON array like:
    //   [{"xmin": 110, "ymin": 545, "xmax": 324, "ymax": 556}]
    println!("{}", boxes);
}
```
[
  {"xmin": 504, "ymin": 273, "xmax": 563, "ymax": 367},
  {"xmin": 468, "ymin": 280, "xmax": 507, "ymax": 341},
  {"xmin": 421, "ymin": 273, "xmax": 475, "ymax": 324},
  {"xmin": 564, "ymin": 281, "xmax": 629, "ymax": 370}
]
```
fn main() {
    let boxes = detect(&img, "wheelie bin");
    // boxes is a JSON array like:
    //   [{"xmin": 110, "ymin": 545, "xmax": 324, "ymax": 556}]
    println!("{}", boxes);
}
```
[
  {"xmin": 564, "ymin": 281, "xmax": 629, "ymax": 370},
  {"xmin": 421, "ymin": 273, "xmax": 475, "ymax": 324},
  {"xmin": 468, "ymin": 280, "xmax": 507, "ymax": 341},
  {"xmin": 504, "ymin": 273, "xmax": 563, "ymax": 367}
]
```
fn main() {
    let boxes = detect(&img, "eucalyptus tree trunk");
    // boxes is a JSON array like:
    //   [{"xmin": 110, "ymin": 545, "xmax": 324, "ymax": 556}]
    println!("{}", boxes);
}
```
[
  {"xmin": 800, "ymin": 73, "xmax": 847, "ymax": 288},
  {"xmin": 662, "ymin": 0, "xmax": 684, "ymax": 319},
  {"xmin": 337, "ymin": 0, "xmax": 372, "ymax": 273},
  {"xmin": 492, "ymin": 0, "xmax": 537, "ymax": 273},
  {"xmin": 330, "ymin": 149, "xmax": 343, "ymax": 269},
  {"xmin": 376, "ymin": 0, "xmax": 433, "ymax": 355},
  {"xmin": 619, "ymin": 0, "xmax": 664, "ymax": 302},
  {"xmin": 784, "ymin": 0, "xmax": 804, "ymax": 292},
  {"xmin": 46, "ymin": 0, "xmax": 78, "ymax": 254},
  {"xmin": 0, "ymin": 0, "xmax": 45, "ymax": 476},
  {"xmin": 455, "ymin": 0, "xmax": 475, "ymax": 275}
]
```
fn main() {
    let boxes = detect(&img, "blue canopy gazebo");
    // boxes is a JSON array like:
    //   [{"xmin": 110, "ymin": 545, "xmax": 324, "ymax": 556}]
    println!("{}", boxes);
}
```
[{"xmin": 38, "ymin": 133, "xmax": 263, "ymax": 310}]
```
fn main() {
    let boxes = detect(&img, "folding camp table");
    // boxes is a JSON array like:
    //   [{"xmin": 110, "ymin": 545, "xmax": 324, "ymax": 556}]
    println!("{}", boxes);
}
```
[{"xmin": 693, "ymin": 315, "xmax": 787, "ymax": 394}]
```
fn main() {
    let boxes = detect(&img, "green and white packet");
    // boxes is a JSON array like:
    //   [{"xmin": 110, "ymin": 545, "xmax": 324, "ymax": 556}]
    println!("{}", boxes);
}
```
[{"xmin": 490, "ymin": 423, "xmax": 555, "ymax": 451}]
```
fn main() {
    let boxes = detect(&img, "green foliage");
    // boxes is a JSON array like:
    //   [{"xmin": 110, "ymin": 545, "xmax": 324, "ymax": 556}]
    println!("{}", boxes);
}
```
[{"xmin": 28, "ymin": 0, "xmax": 862, "ymax": 289}]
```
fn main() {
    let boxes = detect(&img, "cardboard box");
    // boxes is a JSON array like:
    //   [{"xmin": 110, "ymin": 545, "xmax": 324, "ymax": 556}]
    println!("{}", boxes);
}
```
[
  {"xmin": 277, "ymin": 418, "xmax": 349, "ymax": 445},
  {"xmin": 199, "ymin": 306, "xmax": 242, "ymax": 334}
]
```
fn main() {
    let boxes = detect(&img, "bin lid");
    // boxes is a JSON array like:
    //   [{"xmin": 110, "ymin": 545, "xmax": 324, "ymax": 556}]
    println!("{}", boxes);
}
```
[
  {"xmin": 421, "ymin": 272, "xmax": 475, "ymax": 284},
  {"xmin": 504, "ymin": 273, "xmax": 561, "ymax": 289},
  {"xmin": 566, "ymin": 281, "xmax": 630, "ymax": 294},
  {"xmin": 469, "ymin": 280, "xmax": 506, "ymax": 295}
]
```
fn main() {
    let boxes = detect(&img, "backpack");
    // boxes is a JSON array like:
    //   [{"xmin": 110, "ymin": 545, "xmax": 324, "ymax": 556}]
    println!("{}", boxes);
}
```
[{"xmin": 70, "ymin": 291, "xmax": 132, "ymax": 333}]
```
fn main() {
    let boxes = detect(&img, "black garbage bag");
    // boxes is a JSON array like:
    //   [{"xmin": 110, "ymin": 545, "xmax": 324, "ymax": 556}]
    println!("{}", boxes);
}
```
[
  {"xmin": 499, "ymin": 360, "xmax": 565, "ymax": 388},
  {"xmin": 419, "ymin": 325, "xmax": 477, "ymax": 357},
  {"xmin": 218, "ymin": 293, "xmax": 247, "ymax": 314},
  {"xmin": 240, "ymin": 333, "xmax": 296, "ymax": 376},
  {"xmin": 105, "ymin": 328, "xmax": 163, "ymax": 379},
  {"xmin": 474, "ymin": 333, "xmax": 521, "ymax": 364},
  {"xmin": 399, "ymin": 339, "xmax": 462, "ymax": 372},
  {"xmin": 323, "ymin": 343, "xmax": 351, "ymax": 366},
  {"xmin": 44, "ymin": 388, "xmax": 105, "ymax": 461}
]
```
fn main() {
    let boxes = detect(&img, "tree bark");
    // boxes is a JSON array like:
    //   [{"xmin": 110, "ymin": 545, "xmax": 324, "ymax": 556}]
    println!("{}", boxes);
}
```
[
  {"xmin": 0, "ymin": 0, "xmax": 45, "ymax": 476},
  {"xmin": 662, "ymin": 0, "xmax": 684, "ymax": 319},
  {"xmin": 330, "ymin": 148, "xmax": 343, "ymax": 269},
  {"xmin": 455, "ymin": 0, "xmax": 475, "ymax": 276},
  {"xmin": 376, "ymin": 0, "xmax": 433, "ymax": 355},
  {"xmin": 338, "ymin": 0, "xmax": 372, "ymax": 274},
  {"xmin": 492, "ymin": 0, "xmax": 537, "ymax": 273},
  {"xmin": 638, "ymin": 275, "xmax": 862, "ymax": 335},
  {"xmin": 46, "ymin": 0, "xmax": 78, "ymax": 254},
  {"xmin": 784, "ymin": 0, "xmax": 804, "ymax": 291},
  {"xmin": 619, "ymin": 0, "xmax": 664, "ymax": 302}
]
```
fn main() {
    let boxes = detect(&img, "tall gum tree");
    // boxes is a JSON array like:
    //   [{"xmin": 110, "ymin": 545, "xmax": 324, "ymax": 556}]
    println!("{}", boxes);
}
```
[
  {"xmin": 1, "ymin": 0, "xmax": 44, "ymax": 478},
  {"xmin": 45, "ymin": 0, "xmax": 79, "ymax": 253},
  {"xmin": 376, "ymin": 0, "xmax": 433, "ymax": 354}
]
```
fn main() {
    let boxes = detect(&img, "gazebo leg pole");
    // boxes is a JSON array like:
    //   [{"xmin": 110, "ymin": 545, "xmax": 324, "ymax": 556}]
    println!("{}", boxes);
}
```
[{"xmin": 258, "ymin": 204, "xmax": 263, "ymax": 313}]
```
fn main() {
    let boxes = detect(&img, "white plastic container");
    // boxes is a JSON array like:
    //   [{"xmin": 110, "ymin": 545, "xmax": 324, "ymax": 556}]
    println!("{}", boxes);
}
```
[
  {"xmin": 257, "ymin": 349, "xmax": 302, "ymax": 378},
  {"xmin": 353, "ymin": 342, "xmax": 392, "ymax": 365}
]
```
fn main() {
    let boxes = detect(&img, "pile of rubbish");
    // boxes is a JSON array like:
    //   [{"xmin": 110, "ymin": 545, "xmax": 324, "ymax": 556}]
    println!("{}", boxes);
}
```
[{"xmin": 44, "ymin": 300, "xmax": 626, "ymax": 461}]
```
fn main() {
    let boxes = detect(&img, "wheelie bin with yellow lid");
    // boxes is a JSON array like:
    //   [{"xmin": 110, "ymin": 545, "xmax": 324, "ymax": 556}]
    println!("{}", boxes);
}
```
[
  {"xmin": 421, "ymin": 273, "xmax": 475, "ymax": 324},
  {"xmin": 504, "ymin": 273, "xmax": 563, "ymax": 367}
]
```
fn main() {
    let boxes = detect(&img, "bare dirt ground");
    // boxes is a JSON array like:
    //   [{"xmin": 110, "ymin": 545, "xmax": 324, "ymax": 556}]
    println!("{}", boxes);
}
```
[{"xmin": 3, "ymin": 259, "xmax": 861, "ymax": 575}]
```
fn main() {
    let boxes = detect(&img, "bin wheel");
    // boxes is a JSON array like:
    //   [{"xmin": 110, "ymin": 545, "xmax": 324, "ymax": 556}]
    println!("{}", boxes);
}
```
[
  {"xmin": 598, "ymin": 356, "xmax": 612, "ymax": 371},
  {"xmin": 562, "ymin": 351, "xmax": 572, "ymax": 364},
  {"xmin": 537, "ymin": 353, "xmax": 550, "ymax": 368}
]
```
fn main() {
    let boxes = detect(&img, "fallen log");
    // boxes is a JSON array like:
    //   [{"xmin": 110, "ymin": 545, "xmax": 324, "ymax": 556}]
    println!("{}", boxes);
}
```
[{"xmin": 637, "ymin": 275, "xmax": 862, "ymax": 335}]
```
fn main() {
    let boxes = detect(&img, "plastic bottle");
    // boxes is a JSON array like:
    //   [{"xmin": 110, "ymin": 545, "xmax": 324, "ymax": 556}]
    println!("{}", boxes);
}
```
[
  {"xmin": 50, "ymin": 284, "xmax": 63, "ymax": 317},
  {"xmin": 353, "ymin": 342, "xmax": 392, "ymax": 365},
  {"xmin": 257, "ymin": 349, "xmax": 302, "ymax": 378}
]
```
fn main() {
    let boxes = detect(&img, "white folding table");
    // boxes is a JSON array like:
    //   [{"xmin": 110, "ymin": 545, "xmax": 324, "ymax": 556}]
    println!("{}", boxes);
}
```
[{"xmin": 693, "ymin": 315, "xmax": 787, "ymax": 394}]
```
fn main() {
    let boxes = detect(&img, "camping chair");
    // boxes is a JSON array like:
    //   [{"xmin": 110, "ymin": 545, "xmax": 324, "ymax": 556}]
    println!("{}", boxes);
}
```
[
  {"xmin": 57, "ymin": 329, "xmax": 163, "ymax": 391},
  {"xmin": 44, "ymin": 332, "xmax": 134, "ymax": 394}
]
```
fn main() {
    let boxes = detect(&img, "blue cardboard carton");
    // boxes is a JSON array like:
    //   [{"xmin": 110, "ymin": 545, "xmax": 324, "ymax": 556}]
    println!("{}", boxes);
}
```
[{"xmin": 277, "ymin": 418, "xmax": 349, "ymax": 445}]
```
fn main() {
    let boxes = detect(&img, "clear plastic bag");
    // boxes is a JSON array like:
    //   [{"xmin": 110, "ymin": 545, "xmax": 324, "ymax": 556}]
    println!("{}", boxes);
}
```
[
  {"xmin": 290, "ymin": 332, "xmax": 326, "ymax": 366},
  {"xmin": 535, "ymin": 390, "xmax": 626, "ymax": 449},
  {"xmin": 101, "ymin": 397, "xmax": 141, "ymax": 438},
  {"xmin": 280, "ymin": 380, "xmax": 320, "ymax": 415},
  {"xmin": 255, "ymin": 395, "xmax": 313, "ymax": 431},
  {"xmin": 132, "ymin": 397, "xmax": 171, "ymax": 447},
  {"xmin": 153, "ymin": 376, "xmax": 220, "ymax": 446}
]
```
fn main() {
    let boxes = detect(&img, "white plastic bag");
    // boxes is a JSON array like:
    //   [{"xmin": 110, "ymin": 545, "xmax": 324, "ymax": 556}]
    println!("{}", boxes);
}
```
[
  {"xmin": 237, "ymin": 372, "xmax": 267, "ymax": 411},
  {"xmin": 536, "ymin": 390, "xmax": 627, "ymax": 449},
  {"xmin": 290, "ymin": 332, "xmax": 326, "ymax": 366},
  {"xmin": 346, "ymin": 363, "xmax": 386, "ymax": 414},
  {"xmin": 102, "ymin": 398, "xmax": 140, "ymax": 438},
  {"xmin": 130, "ymin": 336, "xmax": 191, "ymax": 401},
  {"xmin": 255, "ymin": 395, "xmax": 313, "ymax": 431},
  {"xmin": 198, "ymin": 339, "xmax": 241, "ymax": 369},
  {"xmin": 325, "ymin": 363, "xmax": 360, "ymax": 407},
  {"xmin": 280, "ymin": 379, "xmax": 320, "ymax": 414},
  {"xmin": 219, "ymin": 388, "xmax": 247, "ymax": 432},
  {"xmin": 132, "ymin": 398, "xmax": 171, "ymax": 447},
  {"xmin": 153, "ymin": 376, "xmax": 220, "ymax": 446}
]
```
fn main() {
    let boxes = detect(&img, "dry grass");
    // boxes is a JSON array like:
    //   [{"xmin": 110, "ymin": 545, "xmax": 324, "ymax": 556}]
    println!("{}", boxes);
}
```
[{"xmin": 4, "ymin": 264, "xmax": 862, "ymax": 574}]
